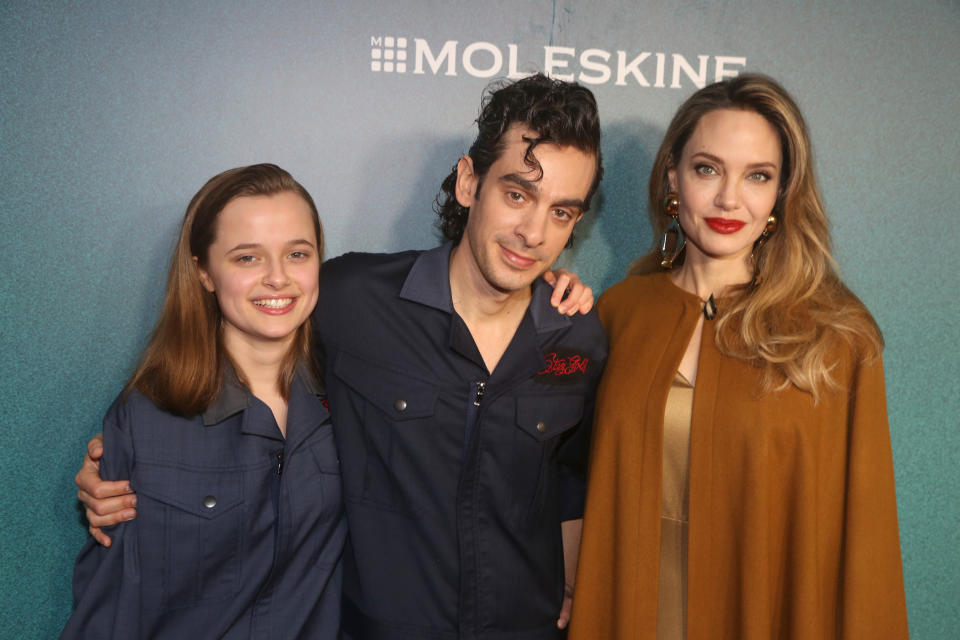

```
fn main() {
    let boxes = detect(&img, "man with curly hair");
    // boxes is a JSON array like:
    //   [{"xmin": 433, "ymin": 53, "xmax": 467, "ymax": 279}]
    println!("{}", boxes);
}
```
[{"xmin": 77, "ymin": 73, "xmax": 607, "ymax": 640}]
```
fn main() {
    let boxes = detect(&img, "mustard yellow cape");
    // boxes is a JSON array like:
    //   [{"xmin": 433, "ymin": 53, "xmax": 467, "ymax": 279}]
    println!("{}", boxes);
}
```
[{"xmin": 570, "ymin": 272, "xmax": 908, "ymax": 639}]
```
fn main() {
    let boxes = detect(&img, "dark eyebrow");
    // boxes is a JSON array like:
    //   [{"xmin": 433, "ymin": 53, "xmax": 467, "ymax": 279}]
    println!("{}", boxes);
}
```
[
  {"xmin": 287, "ymin": 238, "xmax": 317, "ymax": 248},
  {"xmin": 498, "ymin": 173, "xmax": 587, "ymax": 211},
  {"xmin": 499, "ymin": 172, "xmax": 540, "ymax": 194},
  {"xmin": 691, "ymin": 151, "xmax": 779, "ymax": 171},
  {"xmin": 226, "ymin": 238, "xmax": 316, "ymax": 253},
  {"xmin": 227, "ymin": 243, "xmax": 262, "ymax": 252}
]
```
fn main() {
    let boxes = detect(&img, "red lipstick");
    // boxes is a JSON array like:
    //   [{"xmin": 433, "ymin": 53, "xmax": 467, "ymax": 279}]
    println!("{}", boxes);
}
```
[{"xmin": 705, "ymin": 218, "xmax": 746, "ymax": 234}]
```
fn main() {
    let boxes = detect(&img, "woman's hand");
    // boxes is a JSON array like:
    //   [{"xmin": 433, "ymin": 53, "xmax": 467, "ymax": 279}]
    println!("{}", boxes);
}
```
[{"xmin": 543, "ymin": 268, "xmax": 594, "ymax": 315}]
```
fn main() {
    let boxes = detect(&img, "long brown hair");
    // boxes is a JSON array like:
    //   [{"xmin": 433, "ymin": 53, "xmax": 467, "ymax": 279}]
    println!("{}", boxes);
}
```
[
  {"xmin": 634, "ymin": 74, "xmax": 882, "ymax": 400},
  {"xmin": 127, "ymin": 164, "xmax": 324, "ymax": 416}
]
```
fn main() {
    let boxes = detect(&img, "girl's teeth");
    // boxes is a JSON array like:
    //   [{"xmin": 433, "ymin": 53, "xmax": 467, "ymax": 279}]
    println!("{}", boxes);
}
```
[{"xmin": 254, "ymin": 298, "xmax": 293, "ymax": 308}]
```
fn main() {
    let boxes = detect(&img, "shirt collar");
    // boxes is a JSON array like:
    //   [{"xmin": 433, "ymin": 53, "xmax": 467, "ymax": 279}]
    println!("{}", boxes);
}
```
[
  {"xmin": 201, "ymin": 361, "xmax": 324, "ymax": 426},
  {"xmin": 398, "ymin": 242, "xmax": 454, "ymax": 312},
  {"xmin": 398, "ymin": 241, "xmax": 573, "ymax": 334},
  {"xmin": 202, "ymin": 364, "xmax": 251, "ymax": 426},
  {"xmin": 529, "ymin": 277, "xmax": 573, "ymax": 333}
]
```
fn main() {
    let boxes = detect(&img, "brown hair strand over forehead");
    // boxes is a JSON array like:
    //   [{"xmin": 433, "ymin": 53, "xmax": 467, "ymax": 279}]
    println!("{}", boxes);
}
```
[{"xmin": 434, "ymin": 72, "xmax": 604, "ymax": 246}]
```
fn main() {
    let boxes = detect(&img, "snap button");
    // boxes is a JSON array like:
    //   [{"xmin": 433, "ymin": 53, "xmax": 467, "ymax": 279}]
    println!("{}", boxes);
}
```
[
  {"xmin": 394, "ymin": 399, "xmax": 408, "ymax": 412},
  {"xmin": 203, "ymin": 495, "xmax": 217, "ymax": 509},
  {"xmin": 536, "ymin": 421, "xmax": 546, "ymax": 433}
]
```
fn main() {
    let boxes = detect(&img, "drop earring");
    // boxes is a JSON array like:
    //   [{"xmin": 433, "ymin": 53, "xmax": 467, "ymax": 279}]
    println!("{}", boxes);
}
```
[
  {"xmin": 659, "ymin": 192, "xmax": 685, "ymax": 269},
  {"xmin": 751, "ymin": 214, "xmax": 778, "ymax": 284}
]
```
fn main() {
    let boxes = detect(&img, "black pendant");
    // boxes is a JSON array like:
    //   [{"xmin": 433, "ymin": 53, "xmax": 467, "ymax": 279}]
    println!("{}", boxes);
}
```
[{"xmin": 703, "ymin": 294, "xmax": 717, "ymax": 320}]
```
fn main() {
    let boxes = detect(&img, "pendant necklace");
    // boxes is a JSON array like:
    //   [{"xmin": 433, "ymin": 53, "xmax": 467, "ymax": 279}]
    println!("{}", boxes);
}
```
[{"xmin": 703, "ymin": 294, "xmax": 717, "ymax": 320}]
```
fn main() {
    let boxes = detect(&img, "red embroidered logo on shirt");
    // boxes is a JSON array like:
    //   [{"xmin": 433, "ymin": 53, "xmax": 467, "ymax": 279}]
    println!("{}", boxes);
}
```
[{"xmin": 538, "ymin": 352, "xmax": 589, "ymax": 376}]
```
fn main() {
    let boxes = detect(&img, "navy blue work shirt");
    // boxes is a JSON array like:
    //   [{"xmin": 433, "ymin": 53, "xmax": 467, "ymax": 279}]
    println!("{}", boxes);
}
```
[
  {"xmin": 316, "ymin": 243, "xmax": 607, "ymax": 640},
  {"xmin": 62, "ymin": 369, "xmax": 347, "ymax": 639}
]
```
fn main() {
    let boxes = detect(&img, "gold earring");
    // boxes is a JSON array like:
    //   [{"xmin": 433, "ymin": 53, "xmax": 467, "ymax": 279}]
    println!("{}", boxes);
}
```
[
  {"xmin": 761, "ymin": 214, "xmax": 777, "ymax": 237},
  {"xmin": 752, "ymin": 214, "xmax": 778, "ymax": 285},
  {"xmin": 659, "ymin": 192, "xmax": 685, "ymax": 269}
]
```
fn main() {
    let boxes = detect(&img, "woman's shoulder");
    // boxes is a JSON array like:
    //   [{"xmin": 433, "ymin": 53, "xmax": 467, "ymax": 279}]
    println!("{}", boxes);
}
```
[
  {"xmin": 599, "ymin": 271, "xmax": 668, "ymax": 305},
  {"xmin": 814, "ymin": 284, "xmax": 885, "ymax": 370},
  {"xmin": 597, "ymin": 271, "xmax": 689, "ymax": 321},
  {"xmin": 830, "ymin": 329, "xmax": 885, "ymax": 381},
  {"xmin": 104, "ymin": 388, "xmax": 202, "ymax": 434}
]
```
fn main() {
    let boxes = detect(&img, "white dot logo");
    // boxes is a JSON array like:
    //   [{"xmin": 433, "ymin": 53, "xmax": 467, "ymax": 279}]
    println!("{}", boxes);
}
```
[{"xmin": 371, "ymin": 36, "xmax": 408, "ymax": 73}]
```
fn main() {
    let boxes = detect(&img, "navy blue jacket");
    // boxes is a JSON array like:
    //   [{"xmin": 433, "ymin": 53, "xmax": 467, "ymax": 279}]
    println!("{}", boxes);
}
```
[
  {"xmin": 61, "ymin": 370, "xmax": 346, "ymax": 639},
  {"xmin": 317, "ymin": 244, "xmax": 607, "ymax": 639}
]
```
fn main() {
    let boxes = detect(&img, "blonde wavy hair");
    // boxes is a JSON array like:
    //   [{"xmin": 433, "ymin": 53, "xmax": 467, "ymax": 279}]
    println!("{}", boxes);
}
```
[{"xmin": 632, "ymin": 74, "xmax": 882, "ymax": 400}]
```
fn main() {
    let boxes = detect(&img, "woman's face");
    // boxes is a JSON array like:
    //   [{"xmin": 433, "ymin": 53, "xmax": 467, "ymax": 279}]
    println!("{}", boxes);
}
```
[
  {"xmin": 196, "ymin": 191, "xmax": 320, "ymax": 354},
  {"xmin": 668, "ymin": 108, "xmax": 782, "ymax": 268}
]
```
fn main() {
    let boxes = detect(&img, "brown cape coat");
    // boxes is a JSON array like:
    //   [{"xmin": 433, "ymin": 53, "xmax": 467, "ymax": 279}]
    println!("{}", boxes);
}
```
[{"xmin": 569, "ymin": 272, "xmax": 908, "ymax": 639}]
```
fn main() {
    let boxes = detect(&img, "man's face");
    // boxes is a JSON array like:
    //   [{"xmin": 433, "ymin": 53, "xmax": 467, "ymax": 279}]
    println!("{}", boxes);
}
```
[{"xmin": 454, "ymin": 125, "xmax": 595, "ymax": 296}]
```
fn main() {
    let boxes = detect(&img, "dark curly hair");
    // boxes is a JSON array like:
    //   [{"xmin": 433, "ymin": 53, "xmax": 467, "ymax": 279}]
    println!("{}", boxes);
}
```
[{"xmin": 434, "ymin": 73, "xmax": 603, "ymax": 244}]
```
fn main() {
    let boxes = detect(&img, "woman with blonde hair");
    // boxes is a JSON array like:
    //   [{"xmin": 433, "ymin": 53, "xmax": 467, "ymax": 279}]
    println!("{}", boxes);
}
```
[{"xmin": 569, "ymin": 75, "xmax": 908, "ymax": 639}]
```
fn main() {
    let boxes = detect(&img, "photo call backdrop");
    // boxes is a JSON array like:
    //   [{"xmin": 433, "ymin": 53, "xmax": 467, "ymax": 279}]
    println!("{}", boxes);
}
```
[{"xmin": 1, "ymin": 1, "xmax": 957, "ymax": 637}]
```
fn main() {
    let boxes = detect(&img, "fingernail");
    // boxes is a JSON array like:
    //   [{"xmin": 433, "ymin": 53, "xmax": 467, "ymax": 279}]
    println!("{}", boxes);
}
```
[
  {"xmin": 130, "ymin": 496, "xmax": 137, "ymax": 507},
  {"xmin": 124, "ymin": 510, "xmax": 136, "ymax": 521}
]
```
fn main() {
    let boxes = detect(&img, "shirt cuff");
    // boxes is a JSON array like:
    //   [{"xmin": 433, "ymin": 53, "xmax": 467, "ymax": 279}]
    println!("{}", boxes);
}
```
[{"xmin": 559, "ymin": 466, "xmax": 586, "ymax": 521}]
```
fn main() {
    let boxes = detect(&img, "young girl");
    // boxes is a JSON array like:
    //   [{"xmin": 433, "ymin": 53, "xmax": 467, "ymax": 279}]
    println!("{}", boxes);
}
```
[{"xmin": 61, "ymin": 164, "xmax": 345, "ymax": 639}]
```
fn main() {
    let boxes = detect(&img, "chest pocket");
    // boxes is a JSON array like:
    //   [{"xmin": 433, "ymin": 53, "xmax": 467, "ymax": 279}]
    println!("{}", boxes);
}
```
[
  {"xmin": 334, "ymin": 351, "xmax": 439, "ymax": 511},
  {"xmin": 510, "ymin": 394, "xmax": 585, "ymax": 523},
  {"xmin": 133, "ymin": 462, "xmax": 245, "ymax": 608},
  {"xmin": 335, "ymin": 351, "xmax": 437, "ymax": 421},
  {"xmin": 515, "ymin": 394, "xmax": 585, "ymax": 442}
]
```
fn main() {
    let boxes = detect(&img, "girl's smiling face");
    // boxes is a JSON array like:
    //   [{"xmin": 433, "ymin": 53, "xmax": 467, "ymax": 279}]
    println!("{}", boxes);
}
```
[{"xmin": 196, "ymin": 191, "xmax": 320, "ymax": 354}]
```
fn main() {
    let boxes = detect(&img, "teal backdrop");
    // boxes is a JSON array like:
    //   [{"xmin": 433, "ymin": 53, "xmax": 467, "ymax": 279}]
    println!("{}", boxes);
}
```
[{"xmin": 1, "ymin": 1, "xmax": 957, "ymax": 637}]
